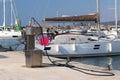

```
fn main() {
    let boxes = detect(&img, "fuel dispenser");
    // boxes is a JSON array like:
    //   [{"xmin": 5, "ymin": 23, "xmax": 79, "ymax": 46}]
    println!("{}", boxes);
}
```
[{"xmin": 24, "ymin": 20, "xmax": 43, "ymax": 67}]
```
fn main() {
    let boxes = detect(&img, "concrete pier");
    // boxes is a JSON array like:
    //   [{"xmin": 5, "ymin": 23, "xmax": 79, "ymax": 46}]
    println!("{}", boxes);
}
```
[{"xmin": 0, "ymin": 51, "xmax": 120, "ymax": 80}]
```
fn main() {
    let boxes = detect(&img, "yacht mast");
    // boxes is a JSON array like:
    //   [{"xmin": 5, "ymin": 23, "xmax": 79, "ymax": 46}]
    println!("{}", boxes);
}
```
[
  {"xmin": 10, "ymin": 0, "xmax": 13, "ymax": 26},
  {"xmin": 115, "ymin": 0, "xmax": 118, "ymax": 37},
  {"xmin": 96, "ymin": 0, "xmax": 100, "ymax": 39},
  {"xmin": 3, "ymin": 0, "xmax": 6, "ymax": 28}
]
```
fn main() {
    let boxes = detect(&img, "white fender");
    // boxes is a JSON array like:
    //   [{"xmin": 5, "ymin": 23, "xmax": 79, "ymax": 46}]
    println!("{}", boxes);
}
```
[{"xmin": 108, "ymin": 43, "xmax": 112, "ymax": 52}]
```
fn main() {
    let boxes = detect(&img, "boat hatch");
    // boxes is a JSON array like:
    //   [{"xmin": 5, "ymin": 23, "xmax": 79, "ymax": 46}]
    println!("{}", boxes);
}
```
[
  {"xmin": 12, "ymin": 36, "xmax": 19, "ymax": 37},
  {"xmin": 71, "ymin": 38, "xmax": 76, "ymax": 40},
  {"xmin": 94, "ymin": 45, "xmax": 100, "ymax": 49}
]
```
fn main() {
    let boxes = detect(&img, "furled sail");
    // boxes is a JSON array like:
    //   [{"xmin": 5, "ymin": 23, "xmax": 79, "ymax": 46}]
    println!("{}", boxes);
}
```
[{"xmin": 43, "ymin": 13, "xmax": 98, "ymax": 22}]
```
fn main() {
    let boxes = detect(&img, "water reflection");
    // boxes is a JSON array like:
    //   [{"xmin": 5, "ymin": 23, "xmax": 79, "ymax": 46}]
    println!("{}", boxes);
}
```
[{"xmin": 73, "ymin": 56, "xmax": 120, "ymax": 70}]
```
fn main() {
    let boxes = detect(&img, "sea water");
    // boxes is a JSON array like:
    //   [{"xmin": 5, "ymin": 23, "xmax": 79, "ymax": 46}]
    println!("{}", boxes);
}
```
[
  {"xmin": 73, "ymin": 56, "xmax": 120, "ymax": 70},
  {"xmin": 0, "ymin": 38, "xmax": 23, "ymax": 50}
]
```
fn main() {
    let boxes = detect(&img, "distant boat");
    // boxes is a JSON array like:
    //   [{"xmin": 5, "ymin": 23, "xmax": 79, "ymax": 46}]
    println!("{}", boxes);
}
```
[
  {"xmin": 0, "ymin": 0, "xmax": 22, "ymax": 38},
  {"xmin": 0, "ymin": 0, "xmax": 24, "ymax": 51},
  {"xmin": 0, "ymin": 28, "xmax": 22, "ymax": 38}
]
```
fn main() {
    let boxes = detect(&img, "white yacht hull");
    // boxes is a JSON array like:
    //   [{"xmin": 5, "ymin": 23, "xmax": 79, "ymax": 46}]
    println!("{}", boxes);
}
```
[
  {"xmin": 0, "ymin": 30, "xmax": 22, "ymax": 38},
  {"xmin": 35, "ymin": 39, "xmax": 120, "ymax": 57}
]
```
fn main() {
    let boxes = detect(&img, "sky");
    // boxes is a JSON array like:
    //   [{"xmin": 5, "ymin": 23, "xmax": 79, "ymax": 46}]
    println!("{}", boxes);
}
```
[{"xmin": 0, "ymin": 0, "xmax": 120, "ymax": 26}]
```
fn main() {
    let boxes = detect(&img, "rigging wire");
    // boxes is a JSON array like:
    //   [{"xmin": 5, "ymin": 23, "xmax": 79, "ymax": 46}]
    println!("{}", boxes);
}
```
[
  {"xmin": 12, "ymin": 0, "xmax": 20, "ymax": 25},
  {"xmin": 12, "ymin": 0, "xmax": 19, "ymax": 18},
  {"xmin": 10, "ymin": 0, "xmax": 19, "ymax": 25}
]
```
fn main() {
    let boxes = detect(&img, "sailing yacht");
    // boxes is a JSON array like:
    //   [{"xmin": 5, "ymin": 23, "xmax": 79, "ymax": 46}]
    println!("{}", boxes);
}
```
[
  {"xmin": 0, "ymin": 0, "xmax": 22, "ymax": 38},
  {"xmin": 0, "ymin": 0, "xmax": 23, "ymax": 51},
  {"xmin": 35, "ymin": 0, "xmax": 120, "ymax": 57}
]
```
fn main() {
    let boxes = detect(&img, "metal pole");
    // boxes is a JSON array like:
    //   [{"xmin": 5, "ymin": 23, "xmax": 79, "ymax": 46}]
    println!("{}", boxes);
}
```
[
  {"xmin": 56, "ymin": 11, "xmax": 58, "ymax": 26},
  {"xmin": 115, "ymin": 0, "xmax": 118, "ymax": 38},
  {"xmin": 96, "ymin": 0, "xmax": 101, "ymax": 39},
  {"xmin": 3, "ymin": 0, "xmax": 6, "ymax": 28}
]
